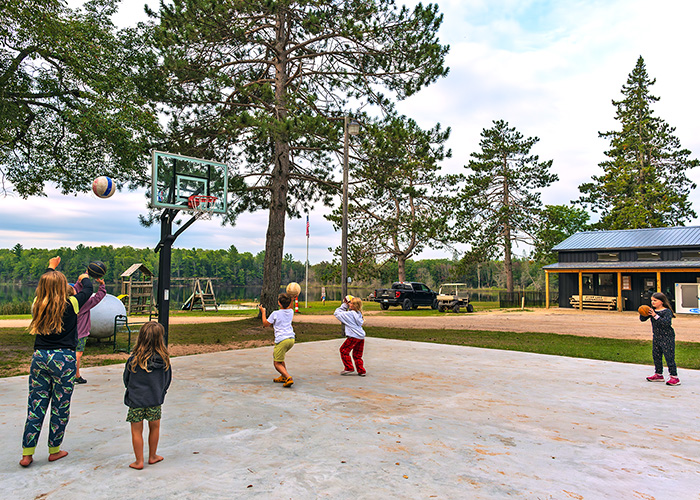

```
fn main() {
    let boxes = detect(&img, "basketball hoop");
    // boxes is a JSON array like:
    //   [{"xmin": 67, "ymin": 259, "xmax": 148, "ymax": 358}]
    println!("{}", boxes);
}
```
[{"xmin": 188, "ymin": 195, "xmax": 218, "ymax": 220}]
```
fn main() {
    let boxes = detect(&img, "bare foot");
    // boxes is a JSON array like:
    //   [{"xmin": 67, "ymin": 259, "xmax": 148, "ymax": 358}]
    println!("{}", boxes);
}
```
[
  {"xmin": 19, "ymin": 456, "xmax": 33, "ymax": 467},
  {"xmin": 129, "ymin": 461, "xmax": 144, "ymax": 470},
  {"xmin": 148, "ymin": 455, "xmax": 164, "ymax": 465},
  {"xmin": 48, "ymin": 450, "xmax": 68, "ymax": 462}
]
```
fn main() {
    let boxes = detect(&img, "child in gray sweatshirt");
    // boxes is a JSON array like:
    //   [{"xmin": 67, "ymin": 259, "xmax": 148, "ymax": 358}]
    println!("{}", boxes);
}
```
[{"xmin": 335, "ymin": 296, "xmax": 367, "ymax": 376}]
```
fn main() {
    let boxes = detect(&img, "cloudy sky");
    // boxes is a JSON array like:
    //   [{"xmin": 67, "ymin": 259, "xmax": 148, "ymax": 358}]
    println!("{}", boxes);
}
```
[{"xmin": 3, "ymin": 0, "xmax": 700, "ymax": 264}]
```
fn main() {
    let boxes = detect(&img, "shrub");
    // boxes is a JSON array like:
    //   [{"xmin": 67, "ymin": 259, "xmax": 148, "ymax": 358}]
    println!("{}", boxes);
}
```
[{"xmin": 0, "ymin": 301, "xmax": 32, "ymax": 315}]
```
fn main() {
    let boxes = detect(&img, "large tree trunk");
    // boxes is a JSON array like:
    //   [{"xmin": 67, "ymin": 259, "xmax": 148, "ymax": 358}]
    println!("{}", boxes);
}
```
[
  {"xmin": 260, "ymin": 9, "xmax": 290, "ymax": 313},
  {"xmin": 502, "ymin": 162, "xmax": 514, "ymax": 292},
  {"xmin": 260, "ymin": 147, "xmax": 290, "ymax": 312},
  {"xmin": 503, "ymin": 229, "xmax": 514, "ymax": 292},
  {"xmin": 397, "ymin": 255, "xmax": 406, "ymax": 282}
]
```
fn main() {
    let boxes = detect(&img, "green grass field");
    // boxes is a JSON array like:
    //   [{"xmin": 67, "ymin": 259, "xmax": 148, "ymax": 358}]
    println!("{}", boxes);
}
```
[{"xmin": 3, "ymin": 313, "xmax": 700, "ymax": 378}]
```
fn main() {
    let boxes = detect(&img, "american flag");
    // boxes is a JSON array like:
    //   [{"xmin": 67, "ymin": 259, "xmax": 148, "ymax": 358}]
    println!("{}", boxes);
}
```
[{"xmin": 306, "ymin": 215, "xmax": 309, "ymax": 237}]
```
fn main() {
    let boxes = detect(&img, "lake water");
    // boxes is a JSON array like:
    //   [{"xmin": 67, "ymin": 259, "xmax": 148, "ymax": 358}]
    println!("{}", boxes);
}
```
[{"xmin": 0, "ymin": 283, "xmax": 375, "ymax": 309}]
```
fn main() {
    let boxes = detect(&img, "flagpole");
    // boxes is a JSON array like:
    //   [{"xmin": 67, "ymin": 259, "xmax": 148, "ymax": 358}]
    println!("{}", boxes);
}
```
[{"xmin": 305, "ymin": 214, "xmax": 309, "ymax": 308}]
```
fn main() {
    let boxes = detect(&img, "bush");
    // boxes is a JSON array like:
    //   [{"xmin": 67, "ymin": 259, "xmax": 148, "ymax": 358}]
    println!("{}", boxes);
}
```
[{"xmin": 0, "ymin": 301, "xmax": 32, "ymax": 315}]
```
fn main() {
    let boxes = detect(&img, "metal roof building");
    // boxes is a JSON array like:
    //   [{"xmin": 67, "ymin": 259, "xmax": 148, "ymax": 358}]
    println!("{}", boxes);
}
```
[
  {"xmin": 543, "ymin": 226, "xmax": 700, "ymax": 313},
  {"xmin": 553, "ymin": 226, "xmax": 700, "ymax": 252}
]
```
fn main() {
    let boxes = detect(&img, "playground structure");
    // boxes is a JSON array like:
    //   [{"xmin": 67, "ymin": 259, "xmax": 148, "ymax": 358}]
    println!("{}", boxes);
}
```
[
  {"xmin": 119, "ymin": 263, "xmax": 155, "ymax": 316},
  {"xmin": 179, "ymin": 277, "xmax": 219, "ymax": 311}
]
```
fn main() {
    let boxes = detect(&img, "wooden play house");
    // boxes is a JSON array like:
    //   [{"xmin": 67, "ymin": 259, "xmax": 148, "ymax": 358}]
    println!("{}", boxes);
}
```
[{"xmin": 119, "ymin": 263, "xmax": 155, "ymax": 316}]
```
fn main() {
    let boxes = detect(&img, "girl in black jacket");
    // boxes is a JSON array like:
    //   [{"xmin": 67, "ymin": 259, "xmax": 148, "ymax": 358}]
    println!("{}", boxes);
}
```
[{"xmin": 123, "ymin": 321, "xmax": 172, "ymax": 469}]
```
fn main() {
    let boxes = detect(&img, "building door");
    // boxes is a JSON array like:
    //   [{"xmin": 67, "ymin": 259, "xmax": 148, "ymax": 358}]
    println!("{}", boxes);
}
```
[{"xmin": 640, "ymin": 275, "xmax": 656, "ymax": 304}]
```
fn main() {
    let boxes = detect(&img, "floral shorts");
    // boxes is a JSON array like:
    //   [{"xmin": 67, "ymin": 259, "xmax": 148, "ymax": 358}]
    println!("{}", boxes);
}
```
[
  {"xmin": 76, "ymin": 337, "xmax": 87, "ymax": 352},
  {"xmin": 127, "ymin": 405, "xmax": 162, "ymax": 423}
]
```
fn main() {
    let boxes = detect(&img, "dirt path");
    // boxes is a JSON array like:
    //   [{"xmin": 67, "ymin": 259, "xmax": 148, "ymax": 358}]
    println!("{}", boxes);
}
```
[
  {"xmin": 294, "ymin": 308, "xmax": 700, "ymax": 342},
  {"xmin": 4, "ymin": 308, "xmax": 699, "ymax": 342}
]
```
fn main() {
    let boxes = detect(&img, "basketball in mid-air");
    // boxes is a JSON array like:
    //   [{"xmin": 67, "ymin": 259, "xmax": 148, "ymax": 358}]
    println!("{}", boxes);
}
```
[
  {"xmin": 92, "ymin": 176, "xmax": 116, "ymax": 198},
  {"xmin": 286, "ymin": 282, "xmax": 301, "ymax": 297}
]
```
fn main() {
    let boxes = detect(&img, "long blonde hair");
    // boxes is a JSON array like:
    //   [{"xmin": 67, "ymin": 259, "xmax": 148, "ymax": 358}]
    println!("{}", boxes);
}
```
[
  {"xmin": 349, "ymin": 297, "xmax": 363, "ymax": 312},
  {"xmin": 129, "ymin": 321, "xmax": 171, "ymax": 373},
  {"xmin": 29, "ymin": 271, "xmax": 68, "ymax": 335}
]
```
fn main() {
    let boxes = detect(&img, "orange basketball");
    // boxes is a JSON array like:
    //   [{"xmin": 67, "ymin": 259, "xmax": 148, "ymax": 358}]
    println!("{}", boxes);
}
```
[{"xmin": 638, "ymin": 305, "xmax": 653, "ymax": 317}]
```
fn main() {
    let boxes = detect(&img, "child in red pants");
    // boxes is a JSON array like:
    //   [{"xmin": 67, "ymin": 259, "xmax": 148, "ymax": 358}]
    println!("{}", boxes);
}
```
[{"xmin": 335, "ymin": 296, "xmax": 366, "ymax": 376}]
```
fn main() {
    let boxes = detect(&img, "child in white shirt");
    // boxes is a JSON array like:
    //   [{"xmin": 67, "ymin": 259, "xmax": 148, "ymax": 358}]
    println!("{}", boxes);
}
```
[{"xmin": 259, "ymin": 293, "xmax": 295, "ymax": 387}]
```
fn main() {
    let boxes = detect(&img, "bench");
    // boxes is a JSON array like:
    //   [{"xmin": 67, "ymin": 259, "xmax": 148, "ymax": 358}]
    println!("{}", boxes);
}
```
[{"xmin": 569, "ymin": 295, "xmax": 618, "ymax": 310}]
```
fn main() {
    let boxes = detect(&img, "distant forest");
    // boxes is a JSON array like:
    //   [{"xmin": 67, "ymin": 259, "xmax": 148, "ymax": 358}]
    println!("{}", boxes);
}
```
[{"xmin": 0, "ymin": 244, "xmax": 548, "ymax": 291}]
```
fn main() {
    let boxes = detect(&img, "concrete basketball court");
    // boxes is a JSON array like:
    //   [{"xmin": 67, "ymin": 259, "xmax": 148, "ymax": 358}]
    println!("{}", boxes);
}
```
[{"xmin": 1, "ymin": 338, "xmax": 698, "ymax": 499}]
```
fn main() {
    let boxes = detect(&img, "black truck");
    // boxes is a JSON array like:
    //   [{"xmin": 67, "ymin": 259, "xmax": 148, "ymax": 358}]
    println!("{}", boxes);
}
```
[{"xmin": 373, "ymin": 282, "xmax": 438, "ymax": 310}]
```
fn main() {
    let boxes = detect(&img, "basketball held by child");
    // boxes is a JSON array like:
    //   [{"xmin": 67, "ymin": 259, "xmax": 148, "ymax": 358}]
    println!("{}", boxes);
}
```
[
  {"xmin": 92, "ymin": 176, "xmax": 116, "ymax": 198},
  {"xmin": 638, "ymin": 305, "xmax": 653, "ymax": 316},
  {"xmin": 87, "ymin": 260, "xmax": 107, "ymax": 279},
  {"xmin": 286, "ymin": 282, "xmax": 301, "ymax": 297}
]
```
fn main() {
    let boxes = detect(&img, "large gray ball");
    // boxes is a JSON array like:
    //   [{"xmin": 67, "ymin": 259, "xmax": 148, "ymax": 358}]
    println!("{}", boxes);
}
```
[{"xmin": 89, "ymin": 294, "xmax": 127, "ymax": 338}]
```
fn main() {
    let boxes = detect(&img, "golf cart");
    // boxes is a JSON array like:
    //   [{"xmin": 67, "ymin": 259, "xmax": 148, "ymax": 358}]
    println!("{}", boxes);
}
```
[{"xmin": 436, "ymin": 283, "xmax": 474, "ymax": 313}]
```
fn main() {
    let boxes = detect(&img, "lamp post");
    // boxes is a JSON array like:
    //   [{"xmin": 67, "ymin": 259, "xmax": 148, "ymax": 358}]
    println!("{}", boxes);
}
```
[{"xmin": 342, "ymin": 116, "xmax": 360, "ymax": 299}]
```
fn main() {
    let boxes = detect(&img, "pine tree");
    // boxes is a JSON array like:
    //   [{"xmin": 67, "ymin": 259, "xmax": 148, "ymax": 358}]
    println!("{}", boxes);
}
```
[
  {"xmin": 147, "ymin": 0, "xmax": 449, "ymax": 311},
  {"xmin": 457, "ymin": 120, "xmax": 557, "ymax": 292},
  {"xmin": 325, "ymin": 114, "xmax": 455, "ymax": 282},
  {"xmin": 578, "ymin": 56, "xmax": 698, "ymax": 229}
]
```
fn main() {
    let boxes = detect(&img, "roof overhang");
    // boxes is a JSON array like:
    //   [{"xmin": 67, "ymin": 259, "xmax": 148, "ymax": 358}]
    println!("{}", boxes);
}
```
[{"xmin": 543, "ymin": 261, "xmax": 700, "ymax": 273}]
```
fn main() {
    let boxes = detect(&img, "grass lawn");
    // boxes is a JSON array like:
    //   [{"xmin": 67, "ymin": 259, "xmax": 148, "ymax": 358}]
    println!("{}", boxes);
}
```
[
  {"xmin": 174, "ymin": 299, "xmax": 501, "ymax": 316},
  {"xmin": 3, "ymin": 316, "xmax": 700, "ymax": 378}
]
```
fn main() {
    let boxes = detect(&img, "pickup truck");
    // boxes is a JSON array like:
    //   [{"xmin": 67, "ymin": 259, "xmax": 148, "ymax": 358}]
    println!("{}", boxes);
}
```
[{"xmin": 373, "ymin": 282, "xmax": 438, "ymax": 311}]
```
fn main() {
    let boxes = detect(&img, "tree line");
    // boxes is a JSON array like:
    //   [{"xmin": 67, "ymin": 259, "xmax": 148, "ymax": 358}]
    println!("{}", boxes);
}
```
[
  {"xmin": 2, "ymin": 1, "xmax": 697, "ymax": 305},
  {"xmin": 0, "ymin": 243, "xmax": 548, "ymax": 293}
]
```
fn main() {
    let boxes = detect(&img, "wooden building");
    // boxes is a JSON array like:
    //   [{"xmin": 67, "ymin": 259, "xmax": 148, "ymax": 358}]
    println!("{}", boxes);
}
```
[
  {"xmin": 543, "ymin": 226, "xmax": 700, "ymax": 312},
  {"xmin": 120, "ymin": 263, "xmax": 155, "ymax": 316}
]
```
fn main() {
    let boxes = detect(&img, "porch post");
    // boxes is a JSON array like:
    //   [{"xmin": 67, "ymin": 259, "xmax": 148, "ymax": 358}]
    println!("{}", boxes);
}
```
[
  {"xmin": 545, "ymin": 271, "xmax": 550, "ymax": 309},
  {"xmin": 578, "ymin": 271, "xmax": 583, "ymax": 310},
  {"xmin": 656, "ymin": 271, "xmax": 662, "ymax": 292},
  {"xmin": 617, "ymin": 272, "xmax": 622, "ymax": 312}
]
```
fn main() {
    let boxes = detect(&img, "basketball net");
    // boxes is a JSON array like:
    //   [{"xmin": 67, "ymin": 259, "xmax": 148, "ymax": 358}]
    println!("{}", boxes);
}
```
[{"xmin": 188, "ymin": 195, "xmax": 218, "ymax": 220}]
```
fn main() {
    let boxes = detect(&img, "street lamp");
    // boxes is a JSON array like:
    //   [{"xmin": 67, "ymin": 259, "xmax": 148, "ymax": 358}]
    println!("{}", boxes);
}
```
[{"xmin": 342, "ymin": 117, "xmax": 360, "ymax": 299}]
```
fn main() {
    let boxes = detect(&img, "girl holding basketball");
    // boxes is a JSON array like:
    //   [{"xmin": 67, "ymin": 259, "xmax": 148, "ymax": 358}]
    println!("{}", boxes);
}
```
[
  {"xmin": 640, "ymin": 292, "xmax": 680, "ymax": 386},
  {"xmin": 20, "ymin": 257, "xmax": 94, "ymax": 467},
  {"xmin": 123, "ymin": 321, "xmax": 172, "ymax": 469}
]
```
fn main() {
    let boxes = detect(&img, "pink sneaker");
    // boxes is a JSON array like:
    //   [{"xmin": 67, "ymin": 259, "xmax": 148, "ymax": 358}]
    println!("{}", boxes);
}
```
[
  {"xmin": 666, "ymin": 376, "xmax": 681, "ymax": 386},
  {"xmin": 646, "ymin": 373, "xmax": 665, "ymax": 382}
]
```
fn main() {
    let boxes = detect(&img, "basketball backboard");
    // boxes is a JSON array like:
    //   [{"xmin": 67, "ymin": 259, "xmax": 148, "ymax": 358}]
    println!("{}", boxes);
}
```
[{"xmin": 151, "ymin": 150, "xmax": 228, "ymax": 213}]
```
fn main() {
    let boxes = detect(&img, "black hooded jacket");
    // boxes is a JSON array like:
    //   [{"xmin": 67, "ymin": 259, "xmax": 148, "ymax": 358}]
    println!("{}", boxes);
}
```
[{"xmin": 123, "ymin": 353, "xmax": 172, "ymax": 409}]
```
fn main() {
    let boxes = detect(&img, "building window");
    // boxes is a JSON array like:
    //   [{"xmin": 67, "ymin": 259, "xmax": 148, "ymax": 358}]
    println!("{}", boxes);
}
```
[
  {"xmin": 622, "ymin": 275, "xmax": 632, "ymax": 290},
  {"xmin": 681, "ymin": 251, "xmax": 700, "ymax": 261},
  {"xmin": 637, "ymin": 251, "xmax": 661, "ymax": 261},
  {"xmin": 598, "ymin": 274, "xmax": 614, "ymax": 286},
  {"xmin": 597, "ymin": 252, "xmax": 619, "ymax": 262}
]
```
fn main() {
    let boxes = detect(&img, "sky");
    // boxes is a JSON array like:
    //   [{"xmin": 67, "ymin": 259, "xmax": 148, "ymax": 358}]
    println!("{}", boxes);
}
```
[{"xmin": 3, "ymin": 0, "xmax": 700, "ymax": 265}]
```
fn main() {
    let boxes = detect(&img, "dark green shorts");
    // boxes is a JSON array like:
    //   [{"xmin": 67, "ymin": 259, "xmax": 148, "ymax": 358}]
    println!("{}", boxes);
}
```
[
  {"xmin": 127, "ymin": 405, "xmax": 162, "ymax": 423},
  {"xmin": 76, "ymin": 337, "xmax": 87, "ymax": 352}
]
